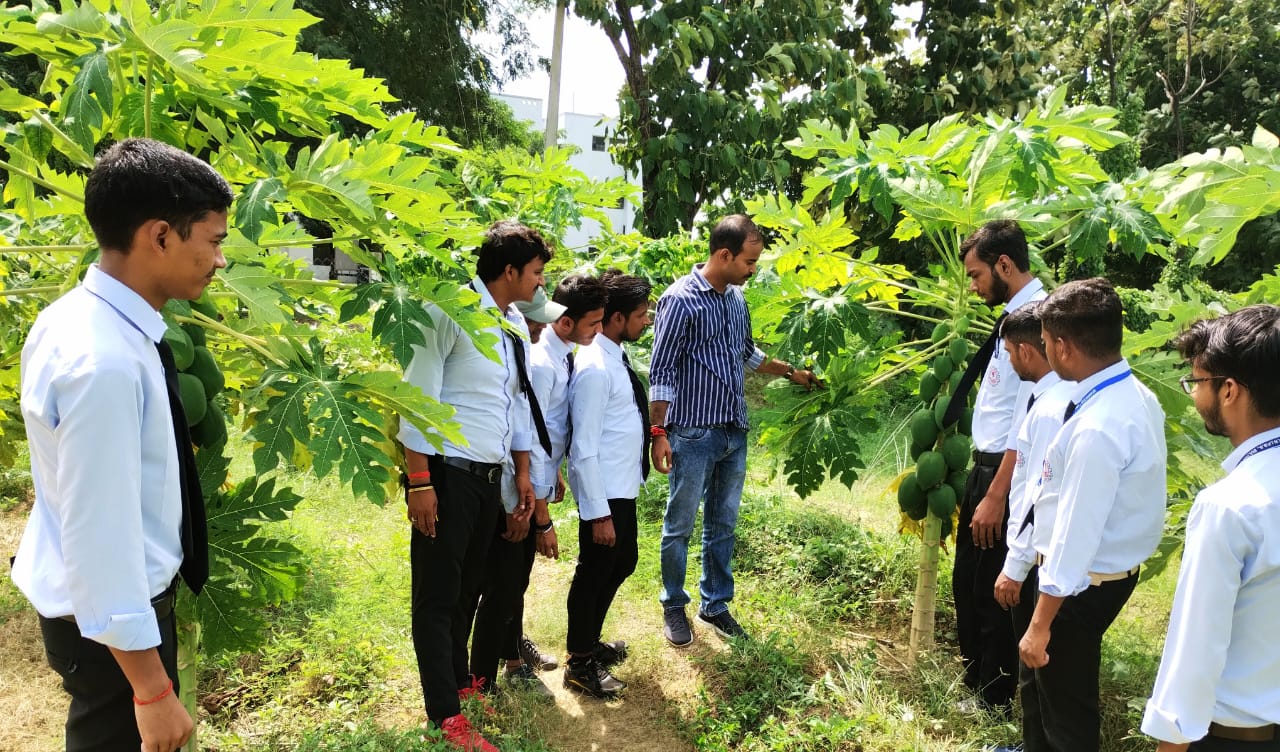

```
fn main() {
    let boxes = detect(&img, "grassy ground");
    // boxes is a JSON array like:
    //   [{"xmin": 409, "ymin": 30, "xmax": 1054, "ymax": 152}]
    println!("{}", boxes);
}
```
[{"xmin": 1, "ymin": 429, "xmax": 1178, "ymax": 751}]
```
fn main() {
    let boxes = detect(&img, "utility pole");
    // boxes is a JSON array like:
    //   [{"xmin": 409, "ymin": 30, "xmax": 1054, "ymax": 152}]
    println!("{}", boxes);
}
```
[{"xmin": 544, "ymin": 0, "xmax": 567, "ymax": 151}]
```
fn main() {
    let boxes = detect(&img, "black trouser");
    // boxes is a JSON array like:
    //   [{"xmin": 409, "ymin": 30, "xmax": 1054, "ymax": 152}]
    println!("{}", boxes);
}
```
[
  {"xmin": 39, "ymin": 609, "xmax": 178, "ymax": 752},
  {"xmin": 470, "ymin": 513, "xmax": 537, "ymax": 688},
  {"xmin": 1191, "ymin": 734, "xmax": 1280, "ymax": 751},
  {"xmin": 1025, "ymin": 571, "xmax": 1138, "ymax": 752},
  {"xmin": 566, "ymin": 499, "xmax": 638, "ymax": 655},
  {"xmin": 1012, "ymin": 567, "xmax": 1050, "ymax": 752},
  {"xmin": 954, "ymin": 452, "xmax": 1017, "ymax": 708},
  {"xmin": 410, "ymin": 458, "xmax": 502, "ymax": 724}
]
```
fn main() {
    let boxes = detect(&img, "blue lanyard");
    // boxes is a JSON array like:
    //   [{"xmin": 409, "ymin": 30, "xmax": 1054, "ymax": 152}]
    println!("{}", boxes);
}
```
[
  {"xmin": 1069, "ymin": 369, "xmax": 1132, "ymax": 420},
  {"xmin": 1241, "ymin": 435, "xmax": 1280, "ymax": 463}
]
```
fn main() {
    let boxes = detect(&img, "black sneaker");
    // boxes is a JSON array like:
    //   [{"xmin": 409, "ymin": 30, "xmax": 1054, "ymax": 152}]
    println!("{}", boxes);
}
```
[
  {"xmin": 504, "ymin": 662, "xmax": 553, "ymax": 697},
  {"xmin": 697, "ymin": 609, "xmax": 749, "ymax": 640},
  {"xmin": 663, "ymin": 607, "xmax": 694, "ymax": 648},
  {"xmin": 592, "ymin": 639, "xmax": 628, "ymax": 667},
  {"xmin": 563, "ymin": 657, "xmax": 625, "ymax": 698},
  {"xmin": 519, "ymin": 635, "xmax": 558, "ymax": 671}
]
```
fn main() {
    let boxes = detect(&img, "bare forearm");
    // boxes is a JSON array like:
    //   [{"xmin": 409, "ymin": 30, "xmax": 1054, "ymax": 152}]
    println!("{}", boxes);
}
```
[
  {"xmin": 988, "ymin": 449, "xmax": 1017, "ymax": 500},
  {"xmin": 650, "ymin": 400, "xmax": 670, "ymax": 428},
  {"xmin": 756, "ymin": 358, "xmax": 793, "ymax": 376},
  {"xmin": 1030, "ymin": 592, "xmax": 1065, "ymax": 632},
  {"xmin": 108, "ymin": 646, "xmax": 170, "ymax": 698}
]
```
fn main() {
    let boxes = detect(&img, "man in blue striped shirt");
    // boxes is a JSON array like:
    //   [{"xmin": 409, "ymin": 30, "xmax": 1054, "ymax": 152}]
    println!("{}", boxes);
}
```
[{"xmin": 649, "ymin": 215, "xmax": 822, "ymax": 647}]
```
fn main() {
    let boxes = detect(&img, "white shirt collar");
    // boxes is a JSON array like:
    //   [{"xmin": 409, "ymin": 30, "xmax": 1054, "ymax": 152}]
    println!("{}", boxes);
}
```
[
  {"xmin": 1004, "ymin": 277, "xmax": 1045, "ymax": 314},
  {"xmin": 1031, "ymin": 369, "xmax": 1063, "ymax": 398},
  {"xmin": 82, "ymin": 265, "xmax": 167, "ymax": 342},
  {"xmin": 593, "ymin": 333, "xmax": 625, "ymax": 362},
  {"xmin": 544, "ymin": 330, "xmax": 573, "ymax": 361},
  {"xmin": 1222, "ymin": 425, "xmax": 1280, "ymax": 472}
]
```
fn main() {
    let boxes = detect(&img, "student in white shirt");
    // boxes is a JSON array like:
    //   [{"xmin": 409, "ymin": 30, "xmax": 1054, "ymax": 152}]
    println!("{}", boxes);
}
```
[
  {"xmin": 1018, "ymin": 277, "xmax": 1167, "ymax": 752},
  {"xmin": 952, "ymin": 220, "xmax": 1046, "ymax": 712},
  {"xmin": 472, "ymin": 278, "xmax": 607, "ymax": 696},
  {"xmin": 989, "ymin": 302, "xmax": 1073, "ymax": 752},
  {"xmin": 397, "ymin": 221, "xmax": 550, "ymax": 752},
  {"xmin": 564, "ymin": 271, "xmax": 653, "ymax": 698},
  {"xmin": 1143, "ymin": 304, "xmax": 1280, "ymax": 751},
  {"xmin": 12, "ymin": 138, "xmax": 231, "ymax": 752}
]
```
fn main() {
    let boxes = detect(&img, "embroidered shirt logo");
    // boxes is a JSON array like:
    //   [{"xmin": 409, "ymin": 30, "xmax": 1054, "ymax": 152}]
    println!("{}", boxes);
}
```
[
  {"xmin": 1041, "ymin": 459, "xmax": 1053, "ymax": 483},
  {"xmin": 986, "ymin": 364, "xmax": 1001, "ymax": 386}
]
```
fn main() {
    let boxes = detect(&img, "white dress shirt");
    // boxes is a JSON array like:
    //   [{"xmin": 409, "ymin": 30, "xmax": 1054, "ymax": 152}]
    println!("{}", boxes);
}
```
[
  {"xmin": 1035, "ymin": 360, "xmax": 1167, "ymax": 597},
  {"xmin": 972, "ymin": 278, "xmax": 1046, "ymax": 453},
  {"xmin": 1142, "ymin": 426, "xmax": 1280, "ymax": 744},
  {"xmin": 528, "ymin": 332, "xmax": 573, "ymax": 499},
  {"xmin": 11, "ymin": 265, "xmax": 183, "ymax": 651},
  {"xmin": 1003, "ymin": 372, "xmax": 1072, "ymax": 582},
  {"xmin": 567, "ymin": 335, "xmax": 644, "ymax": 521},
  {"xmin": 397, "ymin": 277, "xmax": 532, "ymax": 463}
]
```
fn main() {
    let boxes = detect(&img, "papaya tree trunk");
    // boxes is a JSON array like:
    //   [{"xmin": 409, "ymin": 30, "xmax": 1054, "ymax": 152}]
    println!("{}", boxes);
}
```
[
  {"xmin": 909, "ymin": 512, "xmax": 944, "ymax": 662},
  {"xmin": 176, "ymin": 589, "xmax": 200, "ymax": 752}
]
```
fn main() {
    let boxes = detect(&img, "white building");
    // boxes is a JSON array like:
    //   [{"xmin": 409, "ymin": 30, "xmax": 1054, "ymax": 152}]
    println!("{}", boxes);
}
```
[{"xmin": 496, "ymin": 93, "xmax": 639, "ymax": 252}]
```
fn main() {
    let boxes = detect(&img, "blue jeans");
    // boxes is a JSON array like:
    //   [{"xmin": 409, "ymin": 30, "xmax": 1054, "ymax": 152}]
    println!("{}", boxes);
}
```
[{"xmin": 659, "ymin": 424, "xmax": 748, "ymax": 616}]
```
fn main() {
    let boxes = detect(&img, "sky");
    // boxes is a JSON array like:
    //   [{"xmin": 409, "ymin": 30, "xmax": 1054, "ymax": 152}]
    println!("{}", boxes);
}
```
[{"xmin": 494, "ymin": 6, "xmax": 625, "ymax": 118}]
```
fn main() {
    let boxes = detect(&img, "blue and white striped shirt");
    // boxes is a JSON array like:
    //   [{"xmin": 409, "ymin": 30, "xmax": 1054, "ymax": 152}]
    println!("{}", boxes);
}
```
[{"xmin": 649, "ymin": 264, "xmax": 767, "ymax": 429}]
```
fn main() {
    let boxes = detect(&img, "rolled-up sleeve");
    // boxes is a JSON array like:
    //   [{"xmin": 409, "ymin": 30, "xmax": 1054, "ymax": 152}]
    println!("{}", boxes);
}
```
[
  {"xmin": 568, "ymin": 367, "xmax": 610, "ymax": 521},
  {"xmin": 648, "ymin": 296, "xmax": 686, "ymax": 405},
  {"xmin": 54, "ymin": 363, "xmax": 159, "ymax": 650},
  {"xmin": 1142, "ymin": 497, "xmax": 1242, "ymax": 744},
  {"xmin": 398, "ymin": 308, "xmax": 455, "ymax": 454}
]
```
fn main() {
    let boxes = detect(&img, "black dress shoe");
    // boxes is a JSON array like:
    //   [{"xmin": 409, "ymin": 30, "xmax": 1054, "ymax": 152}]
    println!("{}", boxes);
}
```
[
  {"xmin": 563, "ymin": 656, "xmax": 625, "ymax": 698},
  {"xmin": 520, "ymin": 634, "xmax": 558, "ymax": 671},
  {"xmin": 592, "ymin": 639, "xmax": 628, "ymax": 667}
]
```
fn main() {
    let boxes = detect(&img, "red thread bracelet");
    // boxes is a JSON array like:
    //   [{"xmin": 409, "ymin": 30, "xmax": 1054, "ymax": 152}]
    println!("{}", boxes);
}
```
[
  {"xmin": 408, "ymin": 471, "xmax": 431, "ymax": 482},
  {"xmin": 134, "ymin": 680, "xmax": 173, "ymax": 706},
  {"xmin": 649, "ymin": 425, "xmax": 667, "ymax": 437}
]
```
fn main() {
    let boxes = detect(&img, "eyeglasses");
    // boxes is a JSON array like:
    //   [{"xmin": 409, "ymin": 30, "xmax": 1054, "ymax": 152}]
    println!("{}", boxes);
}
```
[{"xmin": 1179, "ymin": 375, "xmax": 1227, "ymax": 394}]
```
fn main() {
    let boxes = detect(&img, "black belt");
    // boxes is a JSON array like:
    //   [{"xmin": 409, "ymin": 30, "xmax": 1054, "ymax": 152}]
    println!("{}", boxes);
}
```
[
  {"xmin": 59, "ymin": 578, "xmax": 178, "ymax": 625},
  {"xmin": 972, "ymin": 450, "xmax": 1004, "ymax": 467},
  {"xmin": 440, "ymin": 456, "xmax": 503, "ymax": 484},
  {"xmin": 1209, "ymin": 722, "xmax": 1278, "ymax": 742}
]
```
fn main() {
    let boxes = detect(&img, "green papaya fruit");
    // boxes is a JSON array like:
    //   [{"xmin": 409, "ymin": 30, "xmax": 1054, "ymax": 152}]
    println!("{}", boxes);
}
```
[
  {"xmin": 910, "ymin": 436, "xmax": 933, "ymax": 461},
  {"xmin": 942, "ymin": 434, "xmax": 972, "ymax": 471},
  {"xmin": 959, "ymin": 406, "xmax": 974, "ymax": 435},
  {"xmin": 927, "ymin": 483, "xmax": 958, "ymax": 521},
  {"xmin": 949, "ymin": 370, "xmax": 963, "ymax": 394},
  {"xmin": 954, "ymin": 315, "xmax": 971, "ymax": 336},
  {"xmin": 948, "ymin": 337, "xmax": 969, "ymax": 365},
  {"xmin": 177, "ymin": 373, "xmax": 207, "ymax": 426},
  {"xmin": 932, "ymin": 354, "xmax": 955, "ymax": 381},
  {"xmin": 909, "ymin": 409, "xmax": 939, "ymax": 448},
  {"xmin": 188, "ymin": 347, "xmax": 224, "ymax": 396},
  {"xmin": 163, "ymin": 325, "xmax": 195, "ymax": 371},
  {"xmin": 189, "ymin": 296, "xmax": 218, "ymax": 320},
  {"xmin": 191, "ymin": 402, "xmax": 227, "ymax": 448},
  {"xmin": 897, "ymin": 472, "xmax": 928, "ymax": 521},
  {"xmin": 939, "ymin": 510, "xmax": 955, "ymax": 540},
  {"xmin": 915, "ymin": 450, "xmax": 948, "ymax": 489},
  {"xmin": 931, "ymin": 321, "xmax": 951, "ymax": 344},
  {"xmin": 919, "ymin": 372, "xmax": 942, "ymax": 403},
  {"xmin": 933, "ymin": 394, "xmax": 951, "ymax": 428},
  {"xmin": 948, "ymin": 469, "xmax": 968, "ymax": 500},
  {"xmin": 182, "ymin": 322, "xmax": 207, "ymax": 347}
]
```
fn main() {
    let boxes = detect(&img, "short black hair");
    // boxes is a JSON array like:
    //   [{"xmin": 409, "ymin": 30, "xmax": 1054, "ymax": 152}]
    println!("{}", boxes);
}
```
[
  {"xmin": 1038, "ymin": 277, "xmax": 1123, "ymax": 359},
  {"xmin": 84, "ymin": 138, "xmax": 234, "ymax": 253},
  {"xmin": 709, "ymin": 214, "xmax": 762, "ymax": 258},
  {"xmin": 476, "ymin": 220, "xmax": 553, "ymax": 282},
  {"xmin": 599, "ymin": 269, "xmax": 651, "ymax": 321},
  {"xmin": 1000, "ymin": 301, "xmax": 1046, "ymax": 357},
  {"xmin": 552, "ymin": 274, "xmax": 608, "ymax": 322},
  {"xmin": 1174, "ymin": 304, "xmax": 1280, "ymax": 418},
  {"xmin": 960, "ymin": 219, "xmax": 1030, "ymax": 272}
]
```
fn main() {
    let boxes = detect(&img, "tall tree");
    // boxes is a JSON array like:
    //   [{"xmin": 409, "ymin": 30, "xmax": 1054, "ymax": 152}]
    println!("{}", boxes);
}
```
[
  {"xmin": 296, "ymin": 0, "xmax": 543, "ymax": 148},
  {"xmin": 572, "ymin": 0, "xmax": 900, "ymax": 237}
]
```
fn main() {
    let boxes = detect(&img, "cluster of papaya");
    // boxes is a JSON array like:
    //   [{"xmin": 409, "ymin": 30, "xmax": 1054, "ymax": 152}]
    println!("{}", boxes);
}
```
[
  {"xmin": 163, "ymin": 300, "xmax": 227, "ymax": 449},
  {"xmin": 897, "ymin": 317, "xmax": 975, "ymax": 539}
]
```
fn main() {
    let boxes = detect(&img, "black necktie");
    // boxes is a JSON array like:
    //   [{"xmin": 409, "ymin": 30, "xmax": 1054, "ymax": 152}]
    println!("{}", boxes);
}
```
[
  {"xmin": 943, "ymin": 312, "xmax": 1008, "ymax": 427},
  {"xmin": 506, "ymin": 330, "xmax": 553, "ymax": 456},
  {"xmin": 563, "ymin": 351, "xmax": 575, "ymax": 454},
  {"xmin": 622, "ymin": 352, "xmax": 651, "ymax": 480},
  {"xmin": 1064, "ymin": 401, "xmax": 1077, "ymax": 422},
  {"xmin": 156, "ymin": 341, "xmax": 208, "ymax": 595},
  {"xmin": 1027, "ymin": 392, "xmax": 1038, "ymax": 412}
]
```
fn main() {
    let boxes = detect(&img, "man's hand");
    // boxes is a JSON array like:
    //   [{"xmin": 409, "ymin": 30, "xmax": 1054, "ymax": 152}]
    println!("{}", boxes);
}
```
[
  {"xmin": 592, "ymin": 518, "xmax": 616, "ymax": 547},
  {"xmin": 788, "ymin": 369, "xmax": 824, "ymax": 391},
  {"xmin": 407, "ymin": 487, "xmax": 438, "ymax": 538},
  {"xmin": 1019, "ymin": 625, "xmax": 1050, "ymax": 669},
  {"xmin": 502, "ymin": 511, "xmax": 530, "ymax": 542},
  {"xmin": 515, "ymin": 473, "xmax": 536, "ymax": 516},
  {"xmin": 536, "ymin": 527, "xmax": 559, "ymax": 559},
  {"xmin": 651, "ymin": 434, "xmax": 672, "ymax": 475},
  {"xmin": 554, "ymin": 472, "xmax": 567, "ymax": 503},
  {"xmin": 994, "ymin": 573, "xmax": 1022, "ymax": 610},
  {"xmin": 969, "ymin": 492, "xmax": 1006, "ymax": 549},
  {"xmin": 136, "ymin": 691, "xmax": 194, "ymax": 752},
  {"xmin": 1155, "ymin": 742, "xmax": 1191, "ymax": 752}
]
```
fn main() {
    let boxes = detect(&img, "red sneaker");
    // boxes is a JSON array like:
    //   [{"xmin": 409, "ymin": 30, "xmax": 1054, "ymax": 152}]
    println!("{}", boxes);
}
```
[
  {"xmin": 457, "ymin": 675, "xmax": 495, "ymax": 715},
  {"xmin": 440, "ymin": 714, "xmax": 499, "ymax": 752}
]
